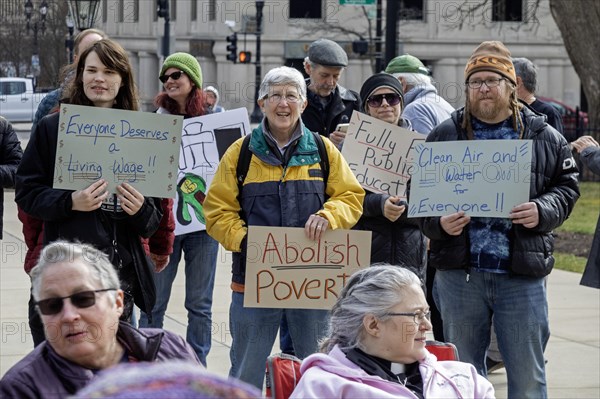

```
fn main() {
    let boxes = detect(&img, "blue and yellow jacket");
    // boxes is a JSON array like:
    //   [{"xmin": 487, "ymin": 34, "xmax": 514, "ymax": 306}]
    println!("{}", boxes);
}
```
[{"xmin": 204, "ymin": 122, "xmax": 365, "ymax": 290}]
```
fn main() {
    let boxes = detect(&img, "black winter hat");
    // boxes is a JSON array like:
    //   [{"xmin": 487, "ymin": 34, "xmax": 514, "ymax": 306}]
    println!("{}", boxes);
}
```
[{"xmin": 359, "ymin": 73, "xmax": 404, "ymax": 112}]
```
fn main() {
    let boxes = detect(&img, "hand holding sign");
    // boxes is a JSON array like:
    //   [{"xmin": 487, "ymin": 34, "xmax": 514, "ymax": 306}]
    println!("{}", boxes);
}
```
[
  {"xmin": 305, "ymin": 214, "xmax": 330, "ymax": 241},
  {"xmin": 509, "ymin": 202, "xmax": 539, "ymax": 228},
  {"xmin": 116, "ymin": 182, "xmax": 145, "ymax": 215},
  {"xmin": 71, "ymin": 179, "xmax": 108, "ymax": 212}
]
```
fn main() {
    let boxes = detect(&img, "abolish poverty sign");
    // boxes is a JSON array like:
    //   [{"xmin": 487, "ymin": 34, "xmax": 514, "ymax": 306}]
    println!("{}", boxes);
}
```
[
  {"xmin": 244, "ymin": 226, "xmax": 371, "ymax": 309},
  {"xmin": 408, "ymin": 140, "xmax": 533, "ymax": 218}
]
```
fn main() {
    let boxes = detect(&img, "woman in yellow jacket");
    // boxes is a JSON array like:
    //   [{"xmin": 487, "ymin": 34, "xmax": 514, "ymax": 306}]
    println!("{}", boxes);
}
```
[{"xmin": 204, "ymin": 66, "xmax": 364, "ymax": 389}]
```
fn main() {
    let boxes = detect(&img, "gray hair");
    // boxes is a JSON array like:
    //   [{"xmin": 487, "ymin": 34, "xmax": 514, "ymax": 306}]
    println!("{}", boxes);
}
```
[
  {"xmin": 320, "ymin": 265, "xmax": 422, "ymax": 353},
  {"xmin": 512, "ymin": 57, "xmax": 537, "ymax": 94},
  {"xmin": 258, "ymin": 66, "xmax": 307, "ymax": 101},
  {"xmin": 389, "ymin": 72, "xmax": 432, "ymax": 89},
  {"xmin": 31, "ymin": 241, "xmax": 120, "ymax": 302}
]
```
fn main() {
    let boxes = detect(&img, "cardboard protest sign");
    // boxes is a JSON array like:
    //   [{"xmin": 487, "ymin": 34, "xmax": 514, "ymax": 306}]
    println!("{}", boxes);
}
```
[
  {"xmin": 174, "ymin": 108, "xmax": 250, "ymax": 235},
  {"xmin": 54, "ymin": 104, "xmax": 182, "ymax": 198},
  {"xmin": 408, "ymin": 140, "xmax": 533, "ymax": 218},
  {"xmin": 342, "ymin": 111, "xmax": 426, "ymax": 199},
  {"xmin": 244, "ymin": 226, "xmax": 371, "ymax": 309}
]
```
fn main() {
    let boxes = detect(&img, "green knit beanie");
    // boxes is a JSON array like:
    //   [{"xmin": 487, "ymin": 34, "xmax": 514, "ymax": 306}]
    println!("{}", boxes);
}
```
[
  {"xmin": 160, "ymin": 52, "xmax": 203, "ymax": 88},
  {"xmin": 385, "ymin": 54, "xmax": 429, "ymax": 75}
]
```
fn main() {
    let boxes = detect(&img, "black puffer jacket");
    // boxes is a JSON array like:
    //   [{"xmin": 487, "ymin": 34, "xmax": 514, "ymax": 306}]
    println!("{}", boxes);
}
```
[
  {"xmin": 15, "ymin": 113, "xmax": 162, "ymax": 316},
  {"xmin": 302, "ymin": 84, "xmax": 361, "ymax": 138},
  {"xmin": 353, "ymin": 118, "xmax": 427, "ymax": 281},
  {"xmin": 0, "ymin": 117, "xmax": 23, "ymax": 239},
  {"xmin": 418, "ymin": 106, "xmax": 579, "ymax": 277}
]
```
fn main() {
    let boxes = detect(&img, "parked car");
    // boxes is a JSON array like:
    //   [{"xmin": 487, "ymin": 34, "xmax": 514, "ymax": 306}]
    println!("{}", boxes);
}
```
[
  {"xmin": 537, "ymin": 96, "xmax": 588, "ymax": 141},
  {"xmin": 0, "ymin": 77, "xmax": 47, "ymax": 123}
]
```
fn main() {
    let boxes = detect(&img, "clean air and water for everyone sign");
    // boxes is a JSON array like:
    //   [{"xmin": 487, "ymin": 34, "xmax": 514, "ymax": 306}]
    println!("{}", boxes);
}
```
[
  {"xmin": 408, "ymin": 140, "xmax": 533, "ymax": 218},
  {"xmin": 244, "ymin": 226, "xmax": 371, "ymax": 309},
  {"xmin": 54, "ymin": 104, "xmax": 183, "ymax": 198}
]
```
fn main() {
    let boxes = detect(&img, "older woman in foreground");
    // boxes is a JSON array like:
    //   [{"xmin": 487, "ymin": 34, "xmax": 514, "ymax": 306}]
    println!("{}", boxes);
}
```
[
  {"xmin": 204, "ymin": 66, "xmax": 364, "ymax": 389},
  {"xmin": 290, "ymin": 265, "xmax": 495, "ymax": 398},
  {"xmin": 0, "ymin": 241, "xmax": 200, "ymax": 398}
]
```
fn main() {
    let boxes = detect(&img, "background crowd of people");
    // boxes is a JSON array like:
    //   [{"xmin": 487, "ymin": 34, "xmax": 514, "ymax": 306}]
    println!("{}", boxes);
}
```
[{"xmin": 0, "ymin": 32, "xmax": 596, "ymax": 399}]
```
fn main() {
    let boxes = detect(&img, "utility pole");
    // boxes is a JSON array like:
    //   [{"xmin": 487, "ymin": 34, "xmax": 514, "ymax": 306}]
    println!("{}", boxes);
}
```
[
  {"xmin": 249, "ymin": 0, "xmax": 265, "ymax": 124},
  {"xmin": 375, "ymin": 0, "xmax": 383, "ymax": 72},
  {"xmin": 384, "ymin": 0, "xmax": 399, "ymax": 66},
  {"xmin": 158, "ymin": 0, "xmax": 170, "ymax": 57}
]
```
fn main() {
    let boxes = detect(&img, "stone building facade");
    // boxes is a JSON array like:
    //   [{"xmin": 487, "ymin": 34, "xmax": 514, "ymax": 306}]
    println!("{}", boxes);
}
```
[{"xmin": 98, "ymin": 0, "xmax": 581, "ymax": 113}]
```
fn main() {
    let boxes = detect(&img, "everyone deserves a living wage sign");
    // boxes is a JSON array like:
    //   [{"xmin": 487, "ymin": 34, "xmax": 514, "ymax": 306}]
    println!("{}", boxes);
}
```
[
  {"xmin": 408, "ymin": 139, "xmax": 533, "ymax": 218},
  {"xmin": 54, "ymin": 104, "xmax": 183, "ymax": 198}
]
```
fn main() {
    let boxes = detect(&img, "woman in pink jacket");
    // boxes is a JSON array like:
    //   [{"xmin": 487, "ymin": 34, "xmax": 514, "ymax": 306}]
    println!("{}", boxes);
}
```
[{"xmin": 291, "ymin": 265, "xmax": 495, "ymax": 398}]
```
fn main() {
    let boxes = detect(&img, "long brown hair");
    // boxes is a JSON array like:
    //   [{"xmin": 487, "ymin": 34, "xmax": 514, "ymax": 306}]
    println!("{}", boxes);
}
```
[
  {"xmin": 154, "ymin": 86, "xmax": 207, "ymax": 117},
  {"xmin": 65, "ymin": 39, "xmax": 139, "ymax": 111}
]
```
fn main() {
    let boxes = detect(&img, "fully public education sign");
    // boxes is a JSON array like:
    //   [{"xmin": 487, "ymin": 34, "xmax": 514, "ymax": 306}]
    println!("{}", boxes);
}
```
[
  {"xmin": 342, "ymin": 111, "xmax": 426, "ymax": 199},
  {"xmin": 54, "ymin": 104, "xmax": 182, "ymax": 198},
  {"xmin": 408, "ymin": 140, "xmax": 533, "ymax": 218},
  {"xmin": 244, "ymin": 226, "xmax": 371, "ymax": 309}
]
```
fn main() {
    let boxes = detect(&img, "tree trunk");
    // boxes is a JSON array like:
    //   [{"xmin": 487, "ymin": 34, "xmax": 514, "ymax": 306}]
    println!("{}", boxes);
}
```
[{"xmin": 549, "ymin": 0, "xmax": 600, "ymax": 137}]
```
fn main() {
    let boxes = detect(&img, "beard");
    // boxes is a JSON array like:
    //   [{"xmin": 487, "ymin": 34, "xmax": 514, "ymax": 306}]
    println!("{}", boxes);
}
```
[{"xmin": 469, "ymin": 91, "xmax": 512, "ymax": 122}]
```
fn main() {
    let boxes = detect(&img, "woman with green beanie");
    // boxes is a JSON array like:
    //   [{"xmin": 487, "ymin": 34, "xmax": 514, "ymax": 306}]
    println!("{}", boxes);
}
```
[{"xmin": 138, "ymin": 52, "xmax": 218, "ymax": 368}]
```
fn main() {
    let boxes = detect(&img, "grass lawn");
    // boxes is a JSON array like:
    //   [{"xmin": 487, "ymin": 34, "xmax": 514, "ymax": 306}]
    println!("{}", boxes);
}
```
[{"xmin": 554, "ymin": 181, "xmax": 600, "ymax": 273}]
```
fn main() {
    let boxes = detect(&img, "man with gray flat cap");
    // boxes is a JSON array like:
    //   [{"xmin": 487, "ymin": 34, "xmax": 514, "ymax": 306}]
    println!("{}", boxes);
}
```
[{"xmin": 302, "ymin": 38, "xmax": 361, "ymax": 147}]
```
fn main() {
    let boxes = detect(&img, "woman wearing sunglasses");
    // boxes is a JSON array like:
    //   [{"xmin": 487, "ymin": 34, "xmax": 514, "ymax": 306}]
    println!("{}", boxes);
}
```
[
  {"xmin": 15, "ymin": 39, "xmax": 163, "ymax": 325},
  {"xmin": 353, "ymin": 73, "xmax": 428, "ymax": 282},
  {"xmin": 290, "ymin": 265, "xmax": 495, "ymax": 398},
  {"xmin": 138, "ymin": 52, "xmax": 219, "ymax": 368},
  {"xmin": 0, "ymin": 241, "xmax": 200, "ymax": 398}
]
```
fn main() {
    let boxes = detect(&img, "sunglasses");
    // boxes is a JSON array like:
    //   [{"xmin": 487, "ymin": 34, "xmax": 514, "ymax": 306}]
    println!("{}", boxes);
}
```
[
  {"xmin": 159, "ymin": 70, "xmax": 184, "ymax": 84},
  {"xmin": 367, "ymin": 93, "xmax": 401, "ymax": 108},
  {"xmin": 35, "ymin": 288, "xmax": 117, "ymax": 315}
]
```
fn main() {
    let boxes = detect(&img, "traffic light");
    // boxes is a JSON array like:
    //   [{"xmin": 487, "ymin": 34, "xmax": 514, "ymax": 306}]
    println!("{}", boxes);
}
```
[
  {"xmin": 157, "ymin": 0, "xmax": 169, "ymax": 18},
  {"xmin": 226, "ymin": 33, "xmax": 237, "ymax": 63},
  {"xmin": 239, "ymin": 51, "xmax": 252, "ymax": 64}
]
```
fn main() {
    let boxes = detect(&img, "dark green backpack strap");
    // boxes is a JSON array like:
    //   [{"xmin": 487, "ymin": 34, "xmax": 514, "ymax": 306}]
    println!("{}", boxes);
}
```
[
  {"xmin": 236, "ymin": 134, "xmax": 252, "ymax": 193},
  {"xmin": 312, "ymin": 132, "xmax": 329, "ymax": 186}
]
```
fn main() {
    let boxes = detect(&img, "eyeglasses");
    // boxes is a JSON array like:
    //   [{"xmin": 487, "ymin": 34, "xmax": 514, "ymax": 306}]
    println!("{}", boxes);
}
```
[
  {"xmin": 35, "ymin": 288, "xmax": 117, "ymax": 315},
  {"xmin": 385, "ymin": 310, "xmax": 431, "ymax": 325},
  {"xmin": 266, "ymin": 93, "xmax": 301, "ymax": 104},
  {"xmin": 466, "ymin": 77, "xmax": 506, "ymax": 89},
  {"xmin": 159, "ymin": 70, "xmax": 185, "ymax": 84},
  {"xmin": 367, "ymin": 93, "xmax": 401, "ymax": 108}
]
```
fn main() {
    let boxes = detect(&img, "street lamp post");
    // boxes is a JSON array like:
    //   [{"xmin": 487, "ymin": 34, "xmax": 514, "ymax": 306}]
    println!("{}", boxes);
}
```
[
  {"xmin": 66, "ymin": 14, "xmax": 75, "ymax": 64},
  {"xmin": 67, "ymin": 0, "xmax": 101, "ymax": 31},
  {"xmin": 65, "ymin": 0, "xmax": 101, "ymax": 64},
  {"xmin": 249, "ymin": 0, "xmax": 264, "ymax": 124},
  {"xmin": 24, "ymin": 0, "xmax": 48, "ymax": 79}
]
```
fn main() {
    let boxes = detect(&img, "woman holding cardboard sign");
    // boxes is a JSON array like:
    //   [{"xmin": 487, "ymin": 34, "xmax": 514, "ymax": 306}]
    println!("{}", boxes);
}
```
[
  {"xmin": 138, "ymin": 52, "xmax": 219, "ymax": 368},
  {"xmin": 204, "ymin": 66, "xmax": 364, "ymax": 389},
  {"xmin": 353, "ymin": 73, "xmax": 427, "ymax": 282},
  {"xmin": 15, "ymin": 39, "xmax": 163, "ymax": 324}
]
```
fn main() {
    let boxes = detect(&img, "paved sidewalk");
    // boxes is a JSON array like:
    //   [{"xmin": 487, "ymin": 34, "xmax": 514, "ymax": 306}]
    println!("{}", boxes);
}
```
[{"xmin": 1, "ymin": 188, "xmax": 599, "ymax": 397}]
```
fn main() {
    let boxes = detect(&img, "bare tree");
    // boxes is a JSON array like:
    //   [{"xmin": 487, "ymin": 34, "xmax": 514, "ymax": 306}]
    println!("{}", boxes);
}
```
[
  {"xmin": 549, "ymin": 0, "xmax": 599, "ymax": 133},
  {"xmin": 444, "ymin": 0, "xmax": 598, "ymax": 136},
  {"xmin": 0, "ymin": 1, "xmax": 68, "ymax": 89}
]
